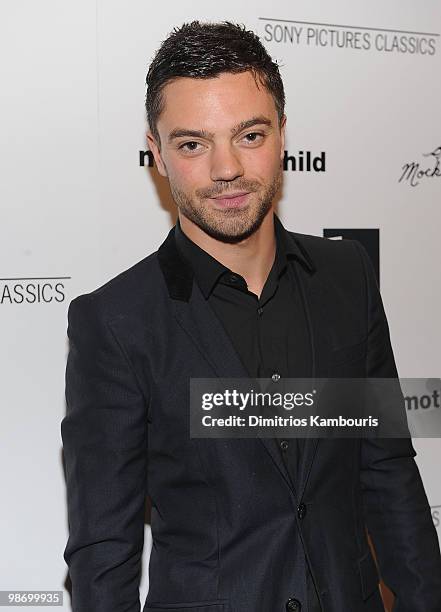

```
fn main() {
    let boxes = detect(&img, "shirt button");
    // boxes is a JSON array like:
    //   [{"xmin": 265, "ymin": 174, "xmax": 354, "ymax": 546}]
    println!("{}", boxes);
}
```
[
  {"xmin": 271, "ymin": 373, "xmax": 280, "ymax": 382},
  {"xmin": 228, "ymin": 274, "xmax": 239, "ymax": 283},
  {"xmin": 257, "ymin": 307, "xmax": 263, "ymax": 316},
  {"xmin": 297, "ymin": 502, "xmax": 307, "ymax": 520},
  {"xmin": 280, "ymin": 440, "xmax": 289, "ymax": 451},
  {"xmin": 286, "ymin": 597, "xmax": 301, "ymax": 611}
]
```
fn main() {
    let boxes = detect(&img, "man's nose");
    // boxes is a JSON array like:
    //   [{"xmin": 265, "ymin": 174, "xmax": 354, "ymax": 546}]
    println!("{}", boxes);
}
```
[{"xmin": 210, "ymin": 144, "xmax": 244, "ymax": 182}]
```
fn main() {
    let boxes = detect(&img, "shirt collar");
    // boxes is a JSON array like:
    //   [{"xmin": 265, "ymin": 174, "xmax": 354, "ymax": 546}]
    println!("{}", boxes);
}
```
[{"xmin": 174, "ymin": 212, "xmax": 312, "ymax": 299}]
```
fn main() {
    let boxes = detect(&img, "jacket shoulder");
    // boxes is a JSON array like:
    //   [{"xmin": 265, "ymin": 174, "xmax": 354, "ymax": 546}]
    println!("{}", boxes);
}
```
[
  {"xmin": 289, "ymin": 230, "xmax": 363, "ymax": 272},
  {"xmin": 68, "ymin": 250, "xmax": 162, "ymax": 323},
  {"xmin": 289, "ymin": 229, "xmax": 354, "ymax": 251}
]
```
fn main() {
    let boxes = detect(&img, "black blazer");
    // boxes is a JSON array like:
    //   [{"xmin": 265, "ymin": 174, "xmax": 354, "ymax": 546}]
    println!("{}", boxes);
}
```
[{"xmin": 61, "ymin": 221, "xmax": 441, "ymax": 612}]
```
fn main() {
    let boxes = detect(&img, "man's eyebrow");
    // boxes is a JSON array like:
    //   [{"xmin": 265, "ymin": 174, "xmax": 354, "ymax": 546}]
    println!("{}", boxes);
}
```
[
  {"xmin": 167, "ymin": 116, "xmax": 273, "ymax": 143},
  {"xmin": 231, "ymin": 116, "xmax": 273, "ymax": 136},
  {"xmin": 168, "ymin": 128, "xmax": 214, "ymax": 143}
]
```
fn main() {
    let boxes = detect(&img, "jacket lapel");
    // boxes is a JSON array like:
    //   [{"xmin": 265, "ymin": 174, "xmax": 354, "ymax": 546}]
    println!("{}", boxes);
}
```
[
  {"xmin": 291, "ymin": 261, "xmax": 334, "ymax": 501},
  {"xmin": 157, "ymin": 223, "xmax": 333, "ymax": 502}
]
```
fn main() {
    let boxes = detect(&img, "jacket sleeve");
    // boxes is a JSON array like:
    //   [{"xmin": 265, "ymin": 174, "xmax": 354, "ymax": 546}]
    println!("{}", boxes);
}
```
[
  {"xmin": 61, "ymin": 295, "xmax": 149, "ymax": 612},
  {"xmin": 353, "ymin": 240, "xmax": 441, "ymax": 612}
]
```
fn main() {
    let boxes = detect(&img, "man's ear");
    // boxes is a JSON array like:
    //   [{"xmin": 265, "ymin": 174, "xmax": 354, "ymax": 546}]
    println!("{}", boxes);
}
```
[
  {"xmin": 279, "ymin": 114, "xmax": 287, "ymax": 162},
  {"xmin": 146, "ymin": 130, "xmax": 168, "ymax": 177}
]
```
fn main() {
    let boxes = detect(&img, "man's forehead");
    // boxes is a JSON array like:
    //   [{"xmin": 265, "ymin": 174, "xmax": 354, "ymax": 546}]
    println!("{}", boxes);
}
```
[{"xmin": 158, "ymin": 71, "xmax": 277, "ymax": 131}]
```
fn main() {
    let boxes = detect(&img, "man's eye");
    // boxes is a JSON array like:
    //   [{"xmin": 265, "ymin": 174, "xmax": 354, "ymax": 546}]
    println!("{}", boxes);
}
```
[
  {"xmin": 178, "ymin": 141, "xmax": 202, "ymax": 152},
  {"xmin": 243, "ymin": 132, "xmax": 264, "ymax": 144}
]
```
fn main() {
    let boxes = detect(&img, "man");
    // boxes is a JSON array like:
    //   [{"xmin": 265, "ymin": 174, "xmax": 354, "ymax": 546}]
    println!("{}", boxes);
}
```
[{"xmin": 61, "ymin": 21, "xmax": 441, "ymax": 612}]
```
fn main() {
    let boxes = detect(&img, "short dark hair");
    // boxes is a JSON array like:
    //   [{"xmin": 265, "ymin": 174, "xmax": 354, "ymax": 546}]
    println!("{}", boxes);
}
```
[{"xmin": 145, "ymin": 20, "xmax": 285, "ymax": 144}]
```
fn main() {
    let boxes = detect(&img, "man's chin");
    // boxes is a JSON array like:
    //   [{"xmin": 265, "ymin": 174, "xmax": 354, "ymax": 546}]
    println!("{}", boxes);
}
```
[{"xmin": 195, "ymin": 212, "xmax": 269, "ymax": 244}]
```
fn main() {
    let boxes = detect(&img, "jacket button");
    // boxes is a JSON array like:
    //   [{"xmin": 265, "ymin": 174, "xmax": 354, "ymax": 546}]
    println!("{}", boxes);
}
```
[
  {"xmin": 286, "ymin": 597, "xmax": 301, "ymax": 611},
  {"xmin": 297, "ymin": 502, "xmax": 307, "ymax": 519}
]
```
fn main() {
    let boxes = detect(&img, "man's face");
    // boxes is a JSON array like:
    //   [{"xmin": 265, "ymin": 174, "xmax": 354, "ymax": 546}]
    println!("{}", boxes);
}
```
[{"xmin": 147, "ymin": 70, "xmax": 286, "ymax": 243}]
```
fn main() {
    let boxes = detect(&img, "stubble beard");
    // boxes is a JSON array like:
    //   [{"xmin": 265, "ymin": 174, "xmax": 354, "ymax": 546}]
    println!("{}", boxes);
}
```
[{"xmin": 169, "ymin": 168, "xmax": 282, "ymax": 244}]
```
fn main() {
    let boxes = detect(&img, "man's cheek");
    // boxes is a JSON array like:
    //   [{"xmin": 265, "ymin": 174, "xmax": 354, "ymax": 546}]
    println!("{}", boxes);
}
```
[
  {"xmin": 173, "ymin": 158, "xmax": 206, "ymax": 187},
  {"xmin": 245, "ymin": 148, "xmax": 278, "ymax": 174}
]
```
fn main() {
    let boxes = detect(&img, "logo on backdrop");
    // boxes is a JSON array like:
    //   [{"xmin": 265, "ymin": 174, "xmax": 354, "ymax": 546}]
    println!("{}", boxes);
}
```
[
  {"xmin": 140, "ymin": 149, "xmax": 326, "ymax": 173},
  {"xmin": 323, "ymin": 229, "xmax": 380, "ymax": 286},
  {"xmin": 404, "ymin": 379, "xmax": 441, "ymax": 413},
  {"xmin": 282, "ymin": 150, "xmax": 325, "ymax": 172},
  {"xmin": 260, "ymin": 17, "xmax": 438, "ymax": 55},
  {"xmin": 399, "ymin": 145, "xmax": 441, "ymax": 187},
  {"xmin": 0, "ymin": 276, "xmax": 68, "ymax": 304}
]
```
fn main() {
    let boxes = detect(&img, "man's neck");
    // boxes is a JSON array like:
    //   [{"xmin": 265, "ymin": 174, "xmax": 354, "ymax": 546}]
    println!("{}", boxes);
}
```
[{"xmin": 178, "ymin": 210, "xmax": 276, "ymax": 297}]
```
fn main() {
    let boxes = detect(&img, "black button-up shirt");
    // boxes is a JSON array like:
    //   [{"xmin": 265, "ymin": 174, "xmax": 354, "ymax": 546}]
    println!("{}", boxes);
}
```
[
  {"xmin": 175, "ymin": 213, "xmax": 312, "ymax": 378},
  {"xmin": 174, "ymin": 212, "xmax": 321, "ymax": 611}
]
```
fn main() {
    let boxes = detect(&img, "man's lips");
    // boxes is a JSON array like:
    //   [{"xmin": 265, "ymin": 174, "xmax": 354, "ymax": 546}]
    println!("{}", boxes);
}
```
[{"xmin": 210, "ymin": 191, "xmax": 251, "ymax": 208}]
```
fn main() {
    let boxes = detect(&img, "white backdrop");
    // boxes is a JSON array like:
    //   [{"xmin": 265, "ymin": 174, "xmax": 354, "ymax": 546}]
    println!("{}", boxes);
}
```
[{"xmin": 0, "ymin": 1, "xmax": 440, "ymax": 610}]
